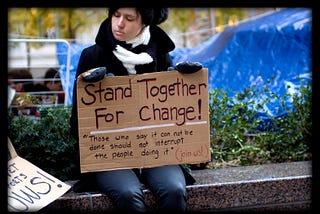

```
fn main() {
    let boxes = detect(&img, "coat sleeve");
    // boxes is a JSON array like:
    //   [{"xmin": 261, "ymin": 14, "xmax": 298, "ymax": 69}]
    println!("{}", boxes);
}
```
[
  {"xmin": 70, "ymin": 44, "xmax": 108, "ymax": 140},
  {"xmin": 70, "ymin": 45, "xmax": 106, "ymax": 177},
  {"xmin": 157, "ymin": 52, "xmax": 173, "ymax": 72},
  {"xmin": 70, "ymin": 47, "xmax": 95, "ymax": 140}
]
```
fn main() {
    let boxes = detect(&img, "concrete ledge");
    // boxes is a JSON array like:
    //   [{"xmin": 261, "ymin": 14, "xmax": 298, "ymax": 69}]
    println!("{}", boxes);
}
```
[{"xmin": 48, "ymin": 161, "xmax": 312, "ymax": 212}]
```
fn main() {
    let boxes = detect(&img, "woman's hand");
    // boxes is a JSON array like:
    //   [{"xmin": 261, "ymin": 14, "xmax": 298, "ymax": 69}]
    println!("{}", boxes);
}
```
[
  {"xmin": 168, "ymin": 61, "xmax": 203, "ymax": 74},
  {"xmin": 78, "ymin": 67, "xmax": 114, "ymax": 82}
]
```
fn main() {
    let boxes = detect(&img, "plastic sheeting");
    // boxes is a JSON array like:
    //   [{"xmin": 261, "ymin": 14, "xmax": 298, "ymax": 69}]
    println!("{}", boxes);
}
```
[
  {"xmin": 56, "ymin": 43, "xmax": 90, "ymax": 105},
  {"xmin": 57, "ymin": 8, "xmax": 312, "ymax": 117},
  {"xmin": 171, "ymin": 8, "xmax": 312, "ymax": 117}
]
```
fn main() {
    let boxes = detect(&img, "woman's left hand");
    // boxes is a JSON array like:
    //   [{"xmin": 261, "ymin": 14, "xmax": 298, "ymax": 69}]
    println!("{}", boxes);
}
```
[{"xmin": 168, "ymin": 61, "xmax": 203, "ymax": 73}]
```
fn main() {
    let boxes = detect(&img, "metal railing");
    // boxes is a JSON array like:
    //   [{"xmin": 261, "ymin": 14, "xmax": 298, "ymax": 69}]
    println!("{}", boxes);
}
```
[{"xmin": 8, "ymin": 39, "xmax": 71, "ymax": 107}]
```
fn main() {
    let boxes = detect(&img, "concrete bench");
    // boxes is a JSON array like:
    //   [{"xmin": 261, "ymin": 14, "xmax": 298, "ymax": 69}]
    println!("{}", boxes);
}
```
[{"xmin": 48, "ymin": 161, "xmax": 312, "ymax": 212}]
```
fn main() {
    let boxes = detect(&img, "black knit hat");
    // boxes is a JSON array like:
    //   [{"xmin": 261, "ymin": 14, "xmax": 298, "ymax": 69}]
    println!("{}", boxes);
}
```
[{"xmin": 108, "ymin": 7, "xmax": 169, "ymax": 25}]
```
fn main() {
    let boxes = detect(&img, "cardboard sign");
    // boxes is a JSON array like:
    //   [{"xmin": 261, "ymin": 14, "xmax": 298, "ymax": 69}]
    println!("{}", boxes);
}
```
[
  {"xmin": 77, "ymin": 69, "xmax": 210, "ymax": 173},
  {"xmin": 7, "ymin": 138, "xmax": 71, "ymax": 212}
]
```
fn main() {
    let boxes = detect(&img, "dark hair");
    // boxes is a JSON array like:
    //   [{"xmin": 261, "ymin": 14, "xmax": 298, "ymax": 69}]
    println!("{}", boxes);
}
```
[
  {"xmin": 44, "ymin": 68, "xmax": 58, "ymax": 79},
  {"xmin": 44, "ymin": 68, "xmax": 61, "ymax": 84},
  {"xmin": 8, "ymin": 68, "xmax": 33, "ymax": 84},
  {"xmin": 108, "ymin": 7, "xmax": 169, "ymax": 25}
]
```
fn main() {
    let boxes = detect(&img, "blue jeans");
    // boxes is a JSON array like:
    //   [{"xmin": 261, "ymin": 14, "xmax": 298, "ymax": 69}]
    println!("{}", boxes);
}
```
[{"xmin": 95, "ymin": 165, "xmax": 187, "ymax": 212}]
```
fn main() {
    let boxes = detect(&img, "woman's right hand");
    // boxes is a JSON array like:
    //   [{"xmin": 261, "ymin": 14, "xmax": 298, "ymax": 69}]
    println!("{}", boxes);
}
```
[{"xmin": 78, "ymin": 67, "xmax": 108, "ymax": 82}]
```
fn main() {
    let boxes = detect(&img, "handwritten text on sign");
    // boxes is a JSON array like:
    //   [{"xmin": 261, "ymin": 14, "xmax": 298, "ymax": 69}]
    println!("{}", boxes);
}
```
[
  {"xmin": 77, "ymin": 69, "xmax": 210, "ymax": 172},
  {"xmin": 8, "ymin": 156, "xmax": 71, "ymax": 212}
]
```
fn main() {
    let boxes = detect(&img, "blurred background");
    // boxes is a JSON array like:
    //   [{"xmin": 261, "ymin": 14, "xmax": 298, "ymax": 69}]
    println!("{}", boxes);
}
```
[
  {"xmin": 7, "ymin": 7, "xmax": 312, "ymax": 180},
  {"xmin": 8, "ymin": 8, "xmax": 277, "ymax": 47},
  {"xmin": 8, "ymin": 8, "xmax": 311, "ymax": 114}
]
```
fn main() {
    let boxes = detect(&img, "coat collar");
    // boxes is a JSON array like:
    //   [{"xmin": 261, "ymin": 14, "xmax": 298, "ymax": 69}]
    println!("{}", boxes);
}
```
[{"xmin": 95, "ymin": 18, "xmax": 175, "ymax": 54}]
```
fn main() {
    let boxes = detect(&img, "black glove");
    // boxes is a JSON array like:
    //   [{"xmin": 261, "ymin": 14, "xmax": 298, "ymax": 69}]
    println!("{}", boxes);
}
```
[
  {"xmin": 82, "ymin": 67, "xmax": 114, "ymax": 82},
  {"xmin": 168, "ymin": 61, "xmax": 203, "ymax": 74}
]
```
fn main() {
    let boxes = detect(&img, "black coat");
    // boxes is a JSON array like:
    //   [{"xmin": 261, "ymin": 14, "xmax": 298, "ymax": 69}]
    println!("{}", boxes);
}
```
[
  {"xmin": 70, "ymin": 18, "xmax": 195, "ymax": 186},
  {"xmin": 70, "ymin": 18, "xmax": 175, "ymax": 138}
]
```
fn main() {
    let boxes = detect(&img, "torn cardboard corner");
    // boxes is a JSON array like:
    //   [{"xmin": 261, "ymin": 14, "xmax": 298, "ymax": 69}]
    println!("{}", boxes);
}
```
[
  {"xmin": 77, "ymin": 69, "xmax": 211, "ymax": 173},
  {"xmin": 8, "ymin": 138, "xmax": 71, "ymax": 212}
]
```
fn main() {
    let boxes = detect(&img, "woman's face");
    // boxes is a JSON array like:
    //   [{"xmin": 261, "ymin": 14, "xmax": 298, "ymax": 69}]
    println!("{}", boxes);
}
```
[{"xmin": 111, "ymin": 8, "xmax": 145, "ymax": 41}]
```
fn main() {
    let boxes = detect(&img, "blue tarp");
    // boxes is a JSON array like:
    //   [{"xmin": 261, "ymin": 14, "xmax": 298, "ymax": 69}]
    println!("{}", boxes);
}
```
[
  {"xmin": 56, "ymin": 43, "xmax": 90, "ymax": 105},
  {"xmin": 171, "ymin": 7, "xmax": 312, "ymax": 117},
  {"xmin": 57, "ymin": 8, "xmax": 312, "ymax": 117}
]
